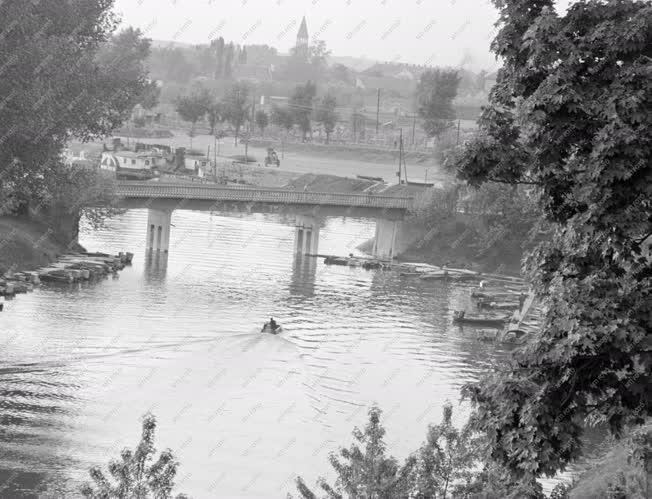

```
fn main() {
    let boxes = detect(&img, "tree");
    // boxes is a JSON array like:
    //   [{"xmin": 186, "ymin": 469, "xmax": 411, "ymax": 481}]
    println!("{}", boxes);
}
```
[
  {"xmin": 295, "ymin": 403, "xmax": 542, "ymax": 499},
  {"xmin": 0, "ymin": 1, "xmax": 151, "ymax": 217},
  {"xmin": 411, "ymin": 403, "xmax": 477, "ymax": 498},
  {"xmin": 290, "ymin": 81, "xmax": 317, "ymax": 141},
  {"xmin": 222, "ymin": 82, "xmax": 250, "ymax": 145},
  {"xmin": 242, "ymin": 44, "xmax": 277, "ymax": 66},
  {"xmin": 315, "ymin": 94, "xmax": 338, "ymax": 144},
  {"xmin": 81, "ymin": 413, "xmax": 188, "ymax": 499},
  {"xmin": 452, "ymin": 0, "xmax": 651, "ymax": 485},
  {"xmin": 138, "ymin": 81, "xmax": 161, "ymax": 110},
  {"xmin": 416, "ymin": 69, "xmax": 461, "ymax": 139},
  {"xmin": 330, "ymin": 63, "xmax": 352, "ymax": 84},
  {"xmin": 223, "ymin": 42, "xmax": 235, "ymax": 79},
  {"xmin": 255, "ymin": 110, "xmax": 269, "ymax": 137},
  {"xmin": 206, "ymin": 99, "xmax": 226, "ymax": 136},
  {"xmin": 175, "ymin": 90, "xmax": 211, "ymax": 137},
  {"xmin": 296, "ymin": 406, "xmax": 415, "ymax": 499},
  {"xmin": 211, "ymin": 37, "xmax": 225, "ymax": 79},
  {"xmin": 148, "ymin": 47, "xmax": 194, "ymax": 84},
  {"xmin": 271, "ymin": 105, "xmax": 294, "ymax": 133},
  {"xmin": 282, "ymin": 40, "xmax": 331, "ymax": 82}
]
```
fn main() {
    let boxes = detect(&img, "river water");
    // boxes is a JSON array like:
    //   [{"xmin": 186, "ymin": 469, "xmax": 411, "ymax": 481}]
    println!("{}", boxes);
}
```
[{"xmin": 0, "ymin": 209, "xmax": 516, "ymax": 498}]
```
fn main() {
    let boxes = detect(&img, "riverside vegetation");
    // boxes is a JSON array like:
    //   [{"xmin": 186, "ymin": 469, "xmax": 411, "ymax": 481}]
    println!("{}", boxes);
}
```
[
  {"xmin": 0, "ymin": 1, "xmax": 153, "ymax": 267},
  {"xmin": 0, "ymin": 0, "xmax": 649, "ymax": 498}
]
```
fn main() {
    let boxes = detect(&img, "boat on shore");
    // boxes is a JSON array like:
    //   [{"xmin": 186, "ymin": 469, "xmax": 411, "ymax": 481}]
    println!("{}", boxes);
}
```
[
  {"xmin": 453, "ymin": 310, "xmax": 509, "ymax": 328},
  {"xmin": 419, "ymin": 270, "xmax": 450, "ymax": 280}
]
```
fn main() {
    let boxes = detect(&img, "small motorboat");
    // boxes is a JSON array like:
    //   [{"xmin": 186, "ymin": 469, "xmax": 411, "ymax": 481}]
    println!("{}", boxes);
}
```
[
  {"xmin": 261, "ymin": 323, "xmax": 283, "ymax": 334},
  {"xmin": 453, "ymin": 310, "xmax": 508, "ymax": 328}
]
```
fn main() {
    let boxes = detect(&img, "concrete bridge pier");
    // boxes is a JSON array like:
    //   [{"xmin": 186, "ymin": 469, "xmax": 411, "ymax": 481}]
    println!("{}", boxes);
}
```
[
  {"xmin": 146, "ymin": 209, "xmax": 172, "ymax": 252},
  {"xmin": 373, "ymin": 219, "xmax": 399, "ymax": 260},
  {"xmin": 294, "ymin": 215, "xmax": 320, "ymax": 255}
]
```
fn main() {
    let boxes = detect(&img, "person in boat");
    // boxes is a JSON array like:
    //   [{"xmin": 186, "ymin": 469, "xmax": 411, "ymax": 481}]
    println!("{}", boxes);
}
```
[{"xmin": 262, "ymin": 317, "xmax": 279, "ymax": 333}]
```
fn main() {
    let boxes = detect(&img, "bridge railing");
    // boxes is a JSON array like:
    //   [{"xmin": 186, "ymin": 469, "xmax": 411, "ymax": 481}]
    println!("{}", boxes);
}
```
[{"xmin": 116, "ymin": 181, "xmax": 413, "ymax": 210}]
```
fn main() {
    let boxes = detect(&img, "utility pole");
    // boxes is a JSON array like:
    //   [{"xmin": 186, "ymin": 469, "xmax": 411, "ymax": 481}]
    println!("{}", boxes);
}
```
[
  {"xmin": 456, "ymin": 119, "xmax": 461, "ymax": 145},
  {"xmin": 251, "ymin": 93, "xmax": 256, "ymax": 134},
  {"xmin": 375, "ymin": 88, "xmax": 380, "ymax": 136},
  {"xmin": 411, "ymin": 114, "xmax": 416, "ymax": 147},
  {"xmin": 397, "ymin": 128, "xmax": 403, "ymax": 183}
]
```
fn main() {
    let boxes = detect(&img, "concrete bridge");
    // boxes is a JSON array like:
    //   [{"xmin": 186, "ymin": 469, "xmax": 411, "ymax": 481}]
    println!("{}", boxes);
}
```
[{"xmin": 115, "ymin": 181, "xmax": 419, "ymax": 259}]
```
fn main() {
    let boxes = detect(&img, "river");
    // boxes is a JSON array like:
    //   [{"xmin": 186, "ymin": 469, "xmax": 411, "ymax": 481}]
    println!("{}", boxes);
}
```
[{"xmin": 0, "ymin": 209, "xmax": 517, "ymax": 498}]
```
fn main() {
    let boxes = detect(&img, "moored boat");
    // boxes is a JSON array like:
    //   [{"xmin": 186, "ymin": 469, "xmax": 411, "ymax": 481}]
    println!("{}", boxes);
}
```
[
  {"xmin": 419, "ymin": 270, "xmax": 450, "ymax": 280},
  {"xmin": 453, "ymin": 310, "xmax": 508, "ymax": 328}
]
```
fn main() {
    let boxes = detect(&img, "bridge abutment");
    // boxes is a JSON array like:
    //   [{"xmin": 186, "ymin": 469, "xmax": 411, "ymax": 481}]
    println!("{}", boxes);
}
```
[
  {"xmin": 146, "ymin": 209, "xmax": 172, "ymax": 253},
  {"xmin": 373, "ymin": 219, "xmax": 398, "ymax": 259},
  {"xmin": 294, "ymin": 215, "xmax": 320, "ymax": 255}
]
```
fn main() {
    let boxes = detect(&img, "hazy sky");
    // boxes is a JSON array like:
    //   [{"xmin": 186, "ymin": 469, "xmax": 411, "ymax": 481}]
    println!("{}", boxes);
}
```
[{"xmin": 113, "ymin": 0, "xmax": 507, "ymax": 71}]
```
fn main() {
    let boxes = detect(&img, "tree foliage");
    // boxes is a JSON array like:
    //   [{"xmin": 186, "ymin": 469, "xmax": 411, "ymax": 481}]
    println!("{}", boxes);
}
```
[
  {"xmin": 296, "ymin": 406, "xmax": 414, "ymax": 499},
  {"xmin": 81, "ymin": 413, "xmax": 188, "ymax": 499},
  {"xmin": 295, "ymin": 404, "xmax": 543, "ymax": 499},
  {"xmin": 271, "ymin": 105, "xmax": 295, "ymax": 135},
  {"xmin": 0, "ymin": 1, "xmax": 151, "ymax": 216},
  {"xmin": 416, "ymin": 69, "xmax": 461, "ymax": 139},
  {"xmin": 175, "ymin": 90, "xmax": 211, "ymax": 132},
  {"xmin": 283, "ymin": 40, "xmax": 331, "ymax": 82},
  {"xmin": 206, "ymin": 99, "xmax": 226, "ymax": 135},
  {"xmin": 255, "ymin": 110, "xmax": 269, "ymax": 136},
  {"xmin": 315, "ymin": 94, "xmax": 338, "ymax": 144},
  {"xmin": 138, "ymin": 81, "xmax": 161, "ymax": 110},
  {"xmin": 453, "ymin": 0, "xmax": 652, "ymax": 481},
  {"xmin": 221, "ymin": 82, "xmax": 250, "ymax": 144},
  {"xmin": 290, "ymin": 81, "xmax": 317, "ymax": 140}
]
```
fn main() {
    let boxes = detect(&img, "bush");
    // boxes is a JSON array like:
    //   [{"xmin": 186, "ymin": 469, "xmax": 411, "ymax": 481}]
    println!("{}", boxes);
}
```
[{"xmin": 80, "ymin": 413, "xmax": 188, "ymax": 499}]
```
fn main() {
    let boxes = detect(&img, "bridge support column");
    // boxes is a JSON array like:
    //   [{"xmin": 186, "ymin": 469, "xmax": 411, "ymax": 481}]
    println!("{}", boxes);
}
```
[
  {"xmin": 373, "ymin": 219, "xmax": 399, "ymax": 260},
  {"xmin": 294, "ymin": 215, "xmax": 320, "ymax": 255},
  {"xmin": 146, "ymin": 209, "xmax": 172, "ymax": 253}
]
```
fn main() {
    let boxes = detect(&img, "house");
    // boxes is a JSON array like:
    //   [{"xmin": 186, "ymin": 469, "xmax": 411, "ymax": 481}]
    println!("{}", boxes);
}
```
[
  {"xmin": 232, "ymin": 64, "xmax": 274, "ymax": 83},
  {"xmin": 183, "ymin": 154, "xmax": 209, "ymax": 177},
  {"xmin": 131, "ymin": 103, "xmax": 161, "ymax": 125},
  {"xmin": 101, "ymin": 150, "xmax": 164, "ymax": 171}
]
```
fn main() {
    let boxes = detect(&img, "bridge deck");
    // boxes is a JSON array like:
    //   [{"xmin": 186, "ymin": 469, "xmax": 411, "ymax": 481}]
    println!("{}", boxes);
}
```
[{"xmin": 116, "ymin": 181, "xmax": 414, "ymax": 210}]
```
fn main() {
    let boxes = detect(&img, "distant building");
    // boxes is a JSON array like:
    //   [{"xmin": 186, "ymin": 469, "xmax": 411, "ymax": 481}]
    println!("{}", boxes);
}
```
[
  {"xmin": 296, "ymin": 17, "xmax": 309, "ymax": 49},
  {"xmin": 232, "ymin": 64, "xmax": 274, "ymax": 83},
  {"xmin": 395, "ymin": 69, "xmax": 415, "ymax": 80},
  {"xmin": 131, "ymin": 104, "xmax": 161, "ymax": 124},
  {"xmin": 183, "ymin": 155, "xmax": 209, "ymax": 177},
  {"xmin": 101, "ymin": 150, "xmax": 163, "ymax": 171}
]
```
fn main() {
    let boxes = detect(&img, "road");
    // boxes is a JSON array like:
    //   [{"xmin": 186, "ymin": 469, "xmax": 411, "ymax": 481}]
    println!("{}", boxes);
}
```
[{"xmin": 121, "ymin": 130, "xmax": 447, "ymax": 186}]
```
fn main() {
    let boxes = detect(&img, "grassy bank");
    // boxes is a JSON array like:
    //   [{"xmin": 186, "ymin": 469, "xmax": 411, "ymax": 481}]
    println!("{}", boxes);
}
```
[
  {"xmin": 0, "ymin": 216, "xmax": 83, "ymax": 274},
  {"xmin": 567, "ymin": 428, "xmax": 649, "ymax": 499}
]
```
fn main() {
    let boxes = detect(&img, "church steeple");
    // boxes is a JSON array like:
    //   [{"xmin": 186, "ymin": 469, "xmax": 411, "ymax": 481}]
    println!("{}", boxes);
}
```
[{"xmin": 296, "ymin": 16, "xmax": 309, "ymax": 47}]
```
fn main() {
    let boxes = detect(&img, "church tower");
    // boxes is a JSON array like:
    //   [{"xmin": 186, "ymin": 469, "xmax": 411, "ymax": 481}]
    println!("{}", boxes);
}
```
[{"xmin": 296, "ymin": 16, "xmax": 309, "ymax": 49}]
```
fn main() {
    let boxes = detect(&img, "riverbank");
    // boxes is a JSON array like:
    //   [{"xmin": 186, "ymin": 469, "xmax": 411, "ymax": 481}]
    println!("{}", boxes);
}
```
[
  {"xmin": 0, "ymin": 216, "xmax": 84, "ymax": 275},
  {"xmin": 358, "ymin": 217, "xmax": 524, "ymax": 275}
]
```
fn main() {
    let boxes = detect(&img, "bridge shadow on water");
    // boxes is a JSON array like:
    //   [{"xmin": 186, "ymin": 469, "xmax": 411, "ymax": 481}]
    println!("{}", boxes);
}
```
[
  {"xmin": 143, "ymin": 251, "xmax": 169, "ymax": 283},
  {"xmin": 287, "ymin": 255, "xmax": 318, "ymax": 298}
]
